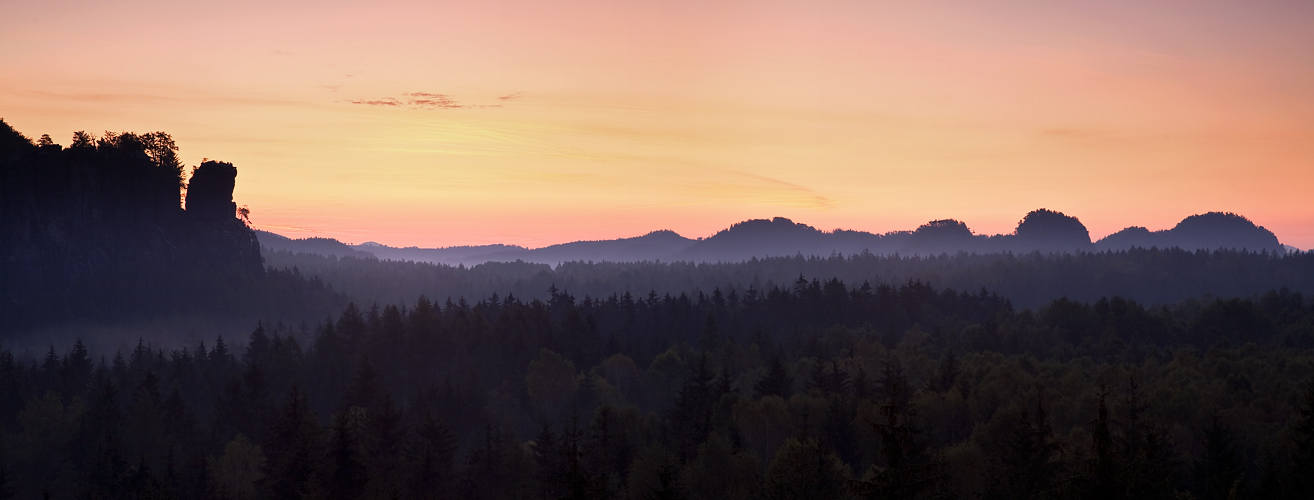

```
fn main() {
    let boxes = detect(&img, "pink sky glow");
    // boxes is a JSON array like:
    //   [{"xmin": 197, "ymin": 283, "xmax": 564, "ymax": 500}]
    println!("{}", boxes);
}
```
[{"xmin": 3, "ymin": 0, "xmax": 1312, "ymax": 248}]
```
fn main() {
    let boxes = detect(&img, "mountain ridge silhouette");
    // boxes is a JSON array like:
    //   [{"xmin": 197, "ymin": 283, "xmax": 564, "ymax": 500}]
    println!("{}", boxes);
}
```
[{"xmin": 257, "ymin": 209, "xmax": 1288, "ymax": 266}]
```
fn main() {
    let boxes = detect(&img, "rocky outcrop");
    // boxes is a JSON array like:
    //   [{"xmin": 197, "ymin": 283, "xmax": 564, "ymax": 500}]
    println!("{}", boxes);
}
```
[
  {"xmin": 186, "ymin": 160, "xmax": 238, "ymax": 222},
  {"xmin": 0, "ymin": 120, "xmax": 263, "ymax": 331}
]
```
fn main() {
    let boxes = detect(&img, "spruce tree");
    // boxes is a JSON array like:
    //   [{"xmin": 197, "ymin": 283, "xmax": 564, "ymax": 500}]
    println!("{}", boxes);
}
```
[
  {"xmin": 365, "ymin": 392, "xmax": 404, "ymax": 499},
  {"xmin": 76, "ymin": 379, "xmax": 127, "ymax": 499},
  {"xmin": 1122, "ymin": 377, "xmax": 1177, "ymax": 500},
  {"xmin": 343, "ymin": 357, "xmax": 383, "ymax": 413},
  {"xmin": 851, "ymin": 394, "xmax": 944, "ymax": 500},
  {"xmin": 533, "ymin": 420, "xmax": 562, "ymax": 500},
  {"xmin": 1285, "ymin": 380, "xmax": 1314, "ymax": 499},
  {"xmin": 124, "ymin": 371, "xmax": 165, "ymax": 472},
  {"xmin": 409, "ymin": 412, "xmax": 458, "ymax": 500},
  {"xmin": 930, "ymin": 349, "xmax": 959, "ymax": 395},
  {"xmin": 1086, "ymin": 388, "xmax": 1118, "ymax": 499},
  {"xmin": 0, "ymin": 460, "xmax": 13, "ymax": 500},
  {"xmin": 754, "ymin": 354, "xmax": 794, "ymax": 400},
  {"xmin": 1193, "ymin": 416, "xmax": 1245, "ymax": 500},
  {"xmin": 671, "ymin": 355, "xmax": 717, "ymax": 461},
  {"xmin": 807, "ymin": 358, "xmax": 830, "ymax": 395},
  {"xmin": 650, "ymin": 461, "xmax": 687, "ymax": 500},
  {"xmin": 327, "ymin": 411, "xmax": 368, "ymax": 500},
  {"xmin": 260, "ymin": 386, "xmax": 321, "ymax": 500},
  {"xmin": 990, "ymin": 391, "xmax": 1060, "ymax": 500}
]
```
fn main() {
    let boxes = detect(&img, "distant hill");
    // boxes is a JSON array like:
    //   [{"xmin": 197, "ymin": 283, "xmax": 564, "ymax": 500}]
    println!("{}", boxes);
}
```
[
  {"xmin": 257, "ymin": 208, "xmax": 1291, "ymax": 266},
  {"xmin": 255, "ymin": 230, "xmax": 378, "ymax": 259},
  {"xmin": 676, "ymin": 217, "xmax": 875, "ymax": 262},
  {"xmin": 1095, "ymin": 212, "xmax": 1282, "ymax": 253}
]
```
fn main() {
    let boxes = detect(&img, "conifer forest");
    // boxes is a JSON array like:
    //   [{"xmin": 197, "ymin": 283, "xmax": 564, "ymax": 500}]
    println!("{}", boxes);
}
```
[{"xmin": 3, "ymin": 122, "xmax": 1314, "ymax": 500}]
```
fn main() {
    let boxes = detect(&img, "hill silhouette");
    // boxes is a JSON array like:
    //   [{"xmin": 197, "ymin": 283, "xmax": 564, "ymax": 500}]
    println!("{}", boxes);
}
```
[
  {"xmin": 1095, "ymin": 212, "xmax": 1282, "ymax": 253},
  {"xmin": 256, "ymin": 230, "xmax": 379, "ymax": 259},
  {"xmin": 1010, "ymin": 208, "xmax": 1092, "ymax": 252},
  {"xmin": 261, "ymin": 208, "xmax": 1288, "ymax": 266},
  {"xmin": 900, "ymin": 219, "xmax": 980, "ymax": 254}
]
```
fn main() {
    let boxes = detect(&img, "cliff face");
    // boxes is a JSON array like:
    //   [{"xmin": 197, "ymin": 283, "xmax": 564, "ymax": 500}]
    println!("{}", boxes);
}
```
[
  {"xmin": 0, "ymin": 120, "xmax": 263, "ymax": 329},
  {"xmin": 183, "ymin": 160, "xmax": 263, "ymax": 274}
]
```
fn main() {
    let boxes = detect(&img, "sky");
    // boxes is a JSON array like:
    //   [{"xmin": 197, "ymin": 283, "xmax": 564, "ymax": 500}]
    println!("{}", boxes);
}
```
[{"xmin": 3, "ymin": 0, "xmax": 1313, "ymax": 249}]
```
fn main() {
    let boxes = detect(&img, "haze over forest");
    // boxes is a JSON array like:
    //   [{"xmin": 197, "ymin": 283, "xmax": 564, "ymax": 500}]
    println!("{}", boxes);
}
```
[
  {"xmin": 4, "ymin": 1, "xmax": 1314, "ymax": 499},
  {"xmin": 4, "ymin": 120, "xmax": 1314, "ymax": 500}
]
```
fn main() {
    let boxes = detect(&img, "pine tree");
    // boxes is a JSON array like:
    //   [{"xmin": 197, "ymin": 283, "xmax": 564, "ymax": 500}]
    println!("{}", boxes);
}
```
[
  {"xmin": 671, "ymin": 355, "xmax": 717, "ymax": 461},
  {"xmin": 828, "ymin": 361, "xmax": 851, "ymax": 396},
  {"xmin": 260, "ymin": 386, "xmax": 321, "ymax": 500},
  {"xmin": 41, "ymin": 345, "xmax": 59, "ymax": 386},
  {"xmin": 850, "ymin": 369, "xmax": 943, "ymax": 500},
  {"xmin": 700, "ymin": 313, "xmax": 719, "ymax": 351},
  {"xmin": 124, "ymin": 371, "xmax": 165, "ymax": 472},
  {"xmin": 930, "ymin": 349, "xmax": 959, "ymax": 395},
  {"xmin": 587, "ymin": 405, "xmax": 630, "ymax": 484},
  {"xmin": 558, "ymin": 416, "xmax": 599, "ymax": 500},
  {"xmin": 1121, "ymin": 377, "xmax": 1177, "ymax": 500},
  {"xmin": 343, "ymin": 357, "xmax": 383, "ymax": 413},
  {"xmin": 162, "ymin": 388, "xmax": 197, "ymax": 450},
  {"xmin": 121, "ymin": 454, "xmax": 166, "ymax": 500},
  {"xmin": 754, "ymin": 354, "xmax": 794, "ymax": 400},
  {"xmin": 365, "ymin": 392, "xmax": 404, "ymax": 499},
  {"xmin": 241, "ymin": 362, "xmax": 271, "ymax": 441},
  {"xmin": 1086, "ymin": 388, "xmax": 1118, "ymax": 499},
  {"xmin": 61, "ymin": 339, "xmax": 92, "ymax": 396},
  {"xmin": 990, "ymin": 391, "xmax": 1060, "ymax": 500},
  {"xmin": 327, "ymin": 410, "xmax": 368, "ymax": 500},
  {"xmin": 409, "ymin": 412, "xmax": 458, "ymax": 500},
  {"xmin": 76, "ymin": 379, "xmax": 127, "ymax": 499},
  {"xmin": 650, "ymin": 461, "xmax": 687, "ymax": 500},
  {"xmin": 1193, "ymin": 415, "xmax": 1245, "ymax": 500},
  {"xmin": 533, "ymin": 420, "xmax": 562, "ymax": 500},
  {"xmin": 461, "ymin": 423, "xmax": 530, "ymax": 500},
  {"xmin": 244, "ymin": 322, "xmax": 271, "ymax": 366},
  {"xmin": 1284, "ymin": 380, "xmax": 1314, "ymax": 499},
  {"xmin": 210, "ymin": 336, "xmax": 233, "ymax": 370},
  {"xmin": 878, "ymin": 356, "xmax": 911, "ymax": 416},
  {"xmin": 181, "ymin": 450, "xmax": 215, "ymax": 500},
  {"xmin": 0, "ymin": 460, "xmax": 14, "ymax": 500},
  {"xmin": 212, "ymin": 375, "xmax": 246, "ymax": 445},
  {"xmin": 807, "ymin": 358, "xmax": 830, "ymax": 395},
  {"xmin": 823, "ymin": 394, "xmax": 858, "ymax": 468}
]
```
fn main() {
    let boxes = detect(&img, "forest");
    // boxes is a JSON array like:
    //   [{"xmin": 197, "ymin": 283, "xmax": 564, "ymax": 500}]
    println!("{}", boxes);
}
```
[
  {"xmin": 5, "ymin": 123, "xmax": 1314, "ymax": 499},
  {"xmin": 3, "ymin": 279, "xmax": 1313, "ymax": 500},
  {"xmin": 262, "ymin": 245, "xmax": 1314, "ymax": 311}
]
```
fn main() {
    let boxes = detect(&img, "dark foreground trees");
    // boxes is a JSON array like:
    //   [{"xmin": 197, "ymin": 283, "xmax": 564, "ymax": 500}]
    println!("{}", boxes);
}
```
[{"xmin": 2, "ymin": 280, "xmax": 1314, "ymax": 499}]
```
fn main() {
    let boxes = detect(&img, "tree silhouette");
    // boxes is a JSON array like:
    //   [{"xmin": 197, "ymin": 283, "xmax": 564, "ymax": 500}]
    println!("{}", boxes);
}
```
[
  {"xmin": 754, "ymin": 354, "xmax": 794, "ymax": 400},
  {"xmin": 1193, "ymin": 416, "xmax": 1245, "ymax": 500}
]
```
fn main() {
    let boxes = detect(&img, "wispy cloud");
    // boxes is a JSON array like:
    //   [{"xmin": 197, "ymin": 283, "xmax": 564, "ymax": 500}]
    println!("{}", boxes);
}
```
[
  {"xmin": 348, "ymin": 92, "xmax": 505, "ymax": 110},
  {"xmin": 349, "ymin": 98, "xmax": 403, "ymax": 106}
]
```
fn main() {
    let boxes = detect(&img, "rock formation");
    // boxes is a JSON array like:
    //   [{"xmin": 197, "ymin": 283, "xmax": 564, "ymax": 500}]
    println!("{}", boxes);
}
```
[{"xmin": 0, "ymin": 119, "xmax": 263, "ymax": 331}]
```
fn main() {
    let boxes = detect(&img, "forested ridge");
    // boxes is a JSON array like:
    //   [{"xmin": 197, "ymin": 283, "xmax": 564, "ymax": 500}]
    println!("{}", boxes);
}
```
[
  {"xmin": 264, "ymin": 246, "xmax": 1314, "ymax": 310},
  {"xmin": 4, "ymin": 279, "xmax": 1314, "ymax": 500},
  {"xmin": 257, "ymin": 209, "xmax": 1288, "ymax": 266}
]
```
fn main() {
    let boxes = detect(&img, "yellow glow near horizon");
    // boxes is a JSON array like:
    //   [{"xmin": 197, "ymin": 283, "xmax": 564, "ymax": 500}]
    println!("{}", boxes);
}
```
[{"xmin": 3, "ymin": 0, "xmax": 1313, "ymax": 248}]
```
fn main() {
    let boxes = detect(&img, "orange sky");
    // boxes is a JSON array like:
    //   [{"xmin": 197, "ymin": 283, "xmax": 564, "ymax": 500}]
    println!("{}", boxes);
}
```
[{"xmin": 4, "ymin": 0, "xmax": 1313, "ymax": 249}]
